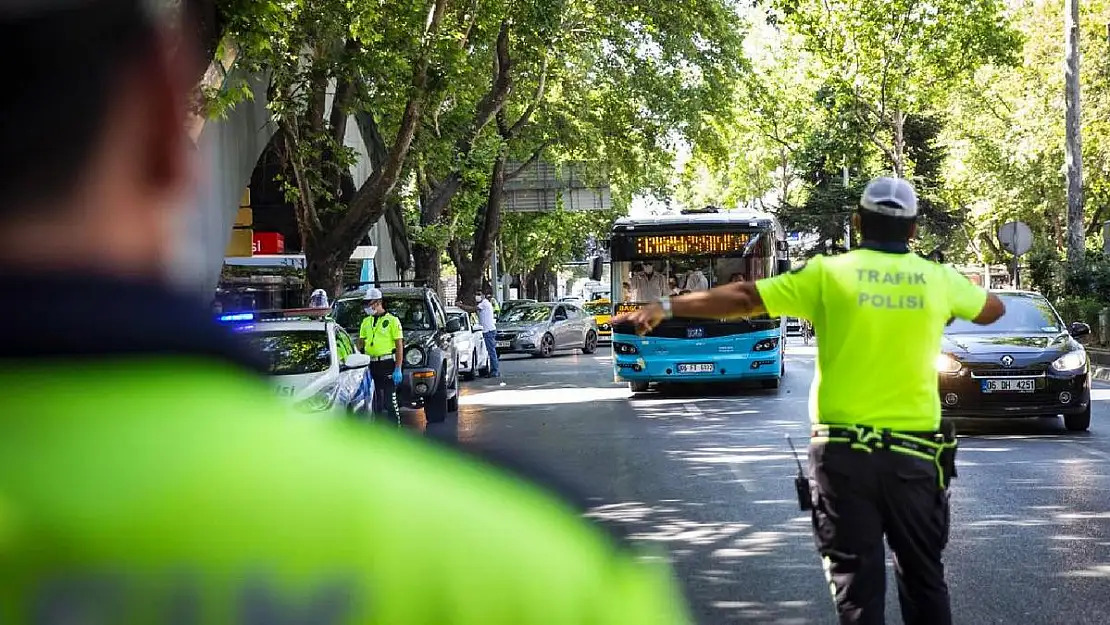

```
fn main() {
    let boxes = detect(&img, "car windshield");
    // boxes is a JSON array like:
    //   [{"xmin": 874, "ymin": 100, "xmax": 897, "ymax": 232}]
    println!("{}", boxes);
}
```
[
  {"xmin": 583, "ymin": 301, "xmax": 611, "ymax": 315},
  {"xmin": 946, "ymin": 294, "xmax": 1062, "ymax": 334},
  {"xmin": 243, "ymin": 330, "xmax": 331, "ymax": 375},
  {"xmin": 447, "ymin": 311, "xmax": 469, "ymax": 330},
  {"xmin": 334, "ymin": 295, "xmax": 433, "ymax": 332},
  {"xmin": 502, "ymin": 305, "xmax": 552, "ymax": 323}
]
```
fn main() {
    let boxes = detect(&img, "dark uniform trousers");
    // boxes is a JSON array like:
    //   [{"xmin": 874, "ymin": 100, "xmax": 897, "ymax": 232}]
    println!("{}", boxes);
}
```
[
  {"xmin": 368, "ymin": 358, "xmax": 402, "ymax": 426},
  {"xmin": 809, "ymin": 440, "xmax": 951, "ymax": 625}
]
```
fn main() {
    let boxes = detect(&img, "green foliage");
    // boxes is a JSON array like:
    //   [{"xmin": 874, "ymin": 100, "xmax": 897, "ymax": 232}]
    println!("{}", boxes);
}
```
[{"xmin": 500, "ymin": 209, "xmax": 620, "ymax": 276}]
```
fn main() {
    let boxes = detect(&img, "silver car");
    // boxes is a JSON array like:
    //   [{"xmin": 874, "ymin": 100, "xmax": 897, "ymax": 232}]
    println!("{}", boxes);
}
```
[{"xmin": 494, "ymin": 303, "xmax": 599, "ymax": 357}]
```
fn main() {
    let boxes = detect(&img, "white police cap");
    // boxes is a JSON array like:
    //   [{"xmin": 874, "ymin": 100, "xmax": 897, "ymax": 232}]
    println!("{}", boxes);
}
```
[
  {"xmin": 363, "ymin": 287, "xmax": 384, "ymax": 301},
  {"xmin": 860, "ymin": 177, "xmax": 918, "ymax": 219}
]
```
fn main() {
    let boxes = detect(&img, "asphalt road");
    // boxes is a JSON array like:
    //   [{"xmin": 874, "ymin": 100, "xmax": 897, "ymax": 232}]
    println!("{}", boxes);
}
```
[{"xmin": 408, "ymin": 342, "xmax": 1110, "ymax": 624}]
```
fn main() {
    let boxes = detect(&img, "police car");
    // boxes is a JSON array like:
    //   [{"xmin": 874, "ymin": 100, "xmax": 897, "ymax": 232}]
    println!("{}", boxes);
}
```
[{"xmin": 220, "ymin": 309, "xmax": 373, "ymax": 414}]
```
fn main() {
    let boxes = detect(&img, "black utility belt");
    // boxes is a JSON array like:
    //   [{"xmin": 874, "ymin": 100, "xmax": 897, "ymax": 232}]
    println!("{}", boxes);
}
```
[{"xmin": 811, "ymin": 423, "xmax": 958, "ymax": 489}]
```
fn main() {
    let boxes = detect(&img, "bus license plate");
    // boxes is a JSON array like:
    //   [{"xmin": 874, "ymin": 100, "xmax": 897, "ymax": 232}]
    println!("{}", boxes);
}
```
[
  {"xmin": 981, "ymin": 378, "xmax": 1035, "ymax": 393},
  {"xmin": 496, "ymin": 341, "xmax": 510, "ymax": 348},
  {"xmin": 678, "ymin": 363, "xmax": 714, "ymax": 374}
]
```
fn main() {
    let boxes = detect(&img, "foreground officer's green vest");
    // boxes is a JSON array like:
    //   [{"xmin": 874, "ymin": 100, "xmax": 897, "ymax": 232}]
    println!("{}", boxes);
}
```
[{"xmin": 0, "ymin": 359, "xmax": 689, "ymax": 624}]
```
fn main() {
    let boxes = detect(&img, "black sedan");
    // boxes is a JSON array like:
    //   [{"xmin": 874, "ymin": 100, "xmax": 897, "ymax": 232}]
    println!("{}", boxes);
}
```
[{"xmin": 937, "ymin": 291, "xmax": 1092, "ymax": 431}]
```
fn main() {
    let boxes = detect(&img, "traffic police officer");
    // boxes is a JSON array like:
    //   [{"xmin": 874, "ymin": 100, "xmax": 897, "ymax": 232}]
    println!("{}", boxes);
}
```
[
  {"xmin": 615, "ymin": 177, "xmax": 1006, "ymax": 625},
  {"xmin": 0, "ymin": 2, "xmax": 692, "ymax": 622},
  {"xmin": 358, "ymin": 287, "xmax": 404, "ymax": 425}
]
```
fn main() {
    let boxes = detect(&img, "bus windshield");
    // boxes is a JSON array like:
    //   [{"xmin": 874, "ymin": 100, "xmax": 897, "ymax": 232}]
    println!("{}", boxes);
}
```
[{"xmin": 613, "ymin": 232, "xmax": 774, "ymax": 305}]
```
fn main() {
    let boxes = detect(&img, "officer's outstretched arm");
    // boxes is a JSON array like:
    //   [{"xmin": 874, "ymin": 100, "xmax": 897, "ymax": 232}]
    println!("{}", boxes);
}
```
[
  {"xmin": 972, "ymin": 292, "xmax": 1006, "ymax": 325},
  {"xmin": 672, "ymin": 282, "xmax": 765, "ymax": 319}
]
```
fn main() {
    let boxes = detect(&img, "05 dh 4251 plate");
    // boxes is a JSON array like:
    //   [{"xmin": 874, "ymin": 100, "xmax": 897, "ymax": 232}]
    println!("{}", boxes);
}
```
[
  {"xmin": 980, "ymin": 378, "xmax": 1036, "ymax": 393},
  {"xmin": 677, "ymin": 363, "xmax": 714, "ymax": 374}
]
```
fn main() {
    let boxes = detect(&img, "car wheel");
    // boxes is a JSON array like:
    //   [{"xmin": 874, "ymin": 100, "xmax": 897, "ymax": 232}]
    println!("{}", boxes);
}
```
[
  {"xmin": 1064, "ymin": 405, "xmax": 1091, "ymax": 432},
  {"xmin": 629, "ymin": 381, "xmax": 649, "ymax": 393},
  {"xmin": 537, "ymin": 333, "xmax": 555, "ymax": 358},
  {"xmin": 582, "ymin": 331, "xmax": 597, "ymax": 354},
  {"xmin": 425, "ymin": 367, "xmax": 449, "ymax": 424},
  {"xmin": 461, "ymin": 350, "xmax": 477, "ymax": 380}
]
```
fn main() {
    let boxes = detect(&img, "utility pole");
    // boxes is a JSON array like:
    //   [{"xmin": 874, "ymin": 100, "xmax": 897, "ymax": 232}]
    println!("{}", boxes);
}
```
[
  {"xmin": 843, "ymin": 165, "xmax": 851, "ymax": 250},
  {"xmin": 1065, "ymin": 0, "xmax": 1084, "ymax": 271}
]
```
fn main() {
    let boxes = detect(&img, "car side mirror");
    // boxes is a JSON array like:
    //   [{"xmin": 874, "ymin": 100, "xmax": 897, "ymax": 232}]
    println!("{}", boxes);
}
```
[
  {"xmin": 776, "ymin": 258, "xmax": 792, "ymax": 275},
  {"xmin": 341, "ymin": 353, "xmax": 372, "ymax": 370},
  {"xmin": 1069, "ymin": 321, "xmax": 1091, "ymax": 338},
  {"xmin": 446, "ymin": 318, "xmax": 462, "ymax": 333}
]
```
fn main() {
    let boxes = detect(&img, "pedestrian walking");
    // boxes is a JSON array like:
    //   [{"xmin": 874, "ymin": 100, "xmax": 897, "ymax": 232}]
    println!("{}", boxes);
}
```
[
  {"xmin": 357, "ymin": 288, "xmax": 403, "ymax": 425},
  {"xmin": 613, "ymin": 176, "xmax": 1006, "ymax": 625}
]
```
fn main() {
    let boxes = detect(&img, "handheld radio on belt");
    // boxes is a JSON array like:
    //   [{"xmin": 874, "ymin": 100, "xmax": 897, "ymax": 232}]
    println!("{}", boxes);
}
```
[{"xmin": 786, "ymin": 434, "xmax": 812, "ymax": 511}]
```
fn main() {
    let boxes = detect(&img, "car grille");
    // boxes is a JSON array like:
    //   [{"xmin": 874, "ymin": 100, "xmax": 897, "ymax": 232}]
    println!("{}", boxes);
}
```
[
  {"xmin": 968, "ymin": 368, "xmax": 1045, "ymax": 378},
  {"xmin": 496, "ymin": 332, "xmax": 517, "ymax": 341}
]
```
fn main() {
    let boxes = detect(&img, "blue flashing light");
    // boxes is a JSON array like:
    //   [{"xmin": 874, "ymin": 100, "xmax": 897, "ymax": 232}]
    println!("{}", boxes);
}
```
[{"xmin": 219, "ymin": 313, "xmax": 255, "ymax": 322}]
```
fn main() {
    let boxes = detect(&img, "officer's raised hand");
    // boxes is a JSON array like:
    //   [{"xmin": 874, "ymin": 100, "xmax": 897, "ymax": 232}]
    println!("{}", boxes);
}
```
[
  {"xmin": 611, "ymin": 304, "xmax": 665, "ymax": 335},
  {"xmin": 612, "ymin": 282, "xmax": 767, "ymax": 335}
]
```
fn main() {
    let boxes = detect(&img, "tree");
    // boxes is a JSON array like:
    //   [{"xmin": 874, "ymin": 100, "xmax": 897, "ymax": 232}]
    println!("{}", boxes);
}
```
[
  {"xmin": 221, "ymin": 0, "xmax": 453, "ymax": 295},
  {"xmin": 403, "ymin": 0, "xmax": 747, "ymax": 303},
  {"xmin": 771, "ymin": 0, "xmax": 1020, "ymax": 177}
]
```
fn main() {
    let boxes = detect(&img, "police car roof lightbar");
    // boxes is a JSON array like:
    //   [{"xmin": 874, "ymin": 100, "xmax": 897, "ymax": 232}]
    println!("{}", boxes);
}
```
[{"xmin": 217, "ymin": 308, "xmax": 331, "ymax": 323}]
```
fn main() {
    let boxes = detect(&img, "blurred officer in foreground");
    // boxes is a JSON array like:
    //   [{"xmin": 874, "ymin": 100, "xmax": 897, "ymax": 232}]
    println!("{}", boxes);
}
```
[
  {"xmin": 615, "ymin": 177, "xmax": 1005, "ymax": 625},
  {"xmin": 0, "ymin": 2, "xmax": 690, "ymax": 622},
  {"xmin": 358, "ymin": 287, "xmax": 404, "ymax": 425}
]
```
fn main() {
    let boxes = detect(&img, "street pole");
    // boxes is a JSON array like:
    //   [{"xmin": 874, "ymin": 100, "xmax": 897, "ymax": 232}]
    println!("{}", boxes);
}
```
[
  {"xmin": 843, "ymin": 166, "xmax": 851, "ymax": 250},
  {"xmin": 1065, "ymin": 0, "xmax": 1085, "ymax": 271},
  {"xmin": 490, "ymin": 238, "xmax": 501, "ymax": 300}
]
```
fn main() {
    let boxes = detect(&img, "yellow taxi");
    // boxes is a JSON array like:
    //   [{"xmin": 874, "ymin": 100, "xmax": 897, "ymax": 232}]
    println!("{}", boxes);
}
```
[{"xmin": 583, "ymin": 299, "xmax": 613, "ymax": 343}]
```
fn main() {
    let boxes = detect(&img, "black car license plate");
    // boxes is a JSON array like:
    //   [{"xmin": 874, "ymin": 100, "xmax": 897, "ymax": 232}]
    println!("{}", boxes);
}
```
[{"xmin": 980, "ymin": 378, "xmax": 1036, "ymax": 393}]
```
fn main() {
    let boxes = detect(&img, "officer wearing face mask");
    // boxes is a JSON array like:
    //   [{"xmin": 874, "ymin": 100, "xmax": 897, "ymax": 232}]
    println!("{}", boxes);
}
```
[{"xmin": 358, "ymin": 288, "xmax": 404, "ymax": 425}]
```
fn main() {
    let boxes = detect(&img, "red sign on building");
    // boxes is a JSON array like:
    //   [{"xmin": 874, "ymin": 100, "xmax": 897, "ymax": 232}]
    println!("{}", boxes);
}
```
[{"xmin": 252, "ymin": 232, "xmax": 285, "ymax": 255}]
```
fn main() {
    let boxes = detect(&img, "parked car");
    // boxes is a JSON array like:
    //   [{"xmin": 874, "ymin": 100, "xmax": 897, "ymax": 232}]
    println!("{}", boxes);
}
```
[
  {"xmin": 495, "ymin": 303, "xmax": 598, "ymax": 357},
  {"xmin": 333, "ymin": 286, "xmax": 460, "ymax": 422},
  {"xmin": 446, "ymin": 307, "xmax": 490, "ymax": 379},
  {"xmin": 221, "ymin": 310, "xmax": 373, "ymax": 414},
  {"xmin": 937, "ymin": 290, "xmax": 1092, "ymax": 431},
  {"xmin": 582, "ymin": 298, "xmax": 613, "ymax": 344}
]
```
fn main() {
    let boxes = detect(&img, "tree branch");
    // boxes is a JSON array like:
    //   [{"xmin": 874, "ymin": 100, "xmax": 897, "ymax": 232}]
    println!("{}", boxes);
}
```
[
  {"xmin": 328, "ymin": 39, "xmax": 361, "ymax": 149},
  {"xmin": 280, "ymin": 123, "xmax": 324, "ymax": 238},
  {"xmin": 506, "ymin": 142, "xmax": 549, "ymax": 182},
  {"xmin": 507, "ymin": 54, "xmax": 549, "ymax": 138}
]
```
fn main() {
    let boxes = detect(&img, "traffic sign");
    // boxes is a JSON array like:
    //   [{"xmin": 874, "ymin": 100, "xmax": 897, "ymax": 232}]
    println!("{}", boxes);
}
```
[{"xmin": 997, "ymin": 221, "xmax": 1033, "ymax": 256}]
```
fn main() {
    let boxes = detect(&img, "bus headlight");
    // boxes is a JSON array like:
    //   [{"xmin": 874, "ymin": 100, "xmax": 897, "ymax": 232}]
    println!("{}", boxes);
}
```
[
  {"xmin": 614, "ymin": 342, "xmax": 640, "ymax": 355},
  {"xmin": 935, "ymin": 353, "xmax": 962, "ymax": 374},
  {"xmin": 404, "ymin": 347, "xmax": 425, "ymax": 366},
  {"xmin": 1052, "ymin": 349, "xmax": 1087, "ymax": 372},
  {"xmin": 753, "ymin": 338, "xmax": 779, "ymax": 352}
]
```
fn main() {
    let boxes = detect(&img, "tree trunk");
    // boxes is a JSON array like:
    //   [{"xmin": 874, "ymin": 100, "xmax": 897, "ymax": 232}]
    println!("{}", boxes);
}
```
[
  {"xmin": 1065, "ymin": 0, "xmax": 1085, "ymax": 269},
  {"xmin": 304, "ymin": 244, "xmax": 344, "ymax": 298},
  {"xmin": 457, "ymin": 263, "xmax": 484, "ymax": 305},
  {"xmin": 412, "ymin": 243, "xmax": 442, "ymax": 297},
  {"xmin": 892, "ymin": 110, "xmax": 906, "ymax": 177}
]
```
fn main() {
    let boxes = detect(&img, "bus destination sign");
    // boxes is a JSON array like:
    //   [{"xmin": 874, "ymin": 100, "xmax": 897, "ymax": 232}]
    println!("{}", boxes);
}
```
[
  {"xmin": 614, "ymin": 302, "xmax": 646, "ymax": 315},
  {"xmin": 633, "ymin": 232, "xmax": 753, "ymax": 257}
]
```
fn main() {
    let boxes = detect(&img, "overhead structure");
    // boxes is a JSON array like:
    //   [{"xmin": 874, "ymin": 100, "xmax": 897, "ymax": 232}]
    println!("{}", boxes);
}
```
[{"xmin": 502, "ymin": 160, "xmax": 611, "ymax": 212}]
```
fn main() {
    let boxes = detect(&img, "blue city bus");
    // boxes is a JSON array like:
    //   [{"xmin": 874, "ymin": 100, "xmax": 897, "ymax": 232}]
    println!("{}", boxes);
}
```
[{"xmin": 608, "ymin": 209, "xmax": 792, "ymax": 393}]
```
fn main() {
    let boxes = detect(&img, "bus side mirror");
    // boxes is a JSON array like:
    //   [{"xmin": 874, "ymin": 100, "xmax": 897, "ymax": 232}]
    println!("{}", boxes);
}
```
[
  {"xmin": 777, "ymin": 259, "xmax": 792, "ymax": 275},
  {"xmin": 590, "ymin": 257, "xmax": 604, "ymax": 282}
]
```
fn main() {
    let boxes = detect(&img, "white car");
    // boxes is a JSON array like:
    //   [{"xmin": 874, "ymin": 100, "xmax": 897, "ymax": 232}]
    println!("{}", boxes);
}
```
[
  {"xmin": 225, "ymin": 311, "xmax": 373, "ymax": 414},
  {"xmin": 446, "ymin": 307, "xmax": 490, "ymax": 380}
]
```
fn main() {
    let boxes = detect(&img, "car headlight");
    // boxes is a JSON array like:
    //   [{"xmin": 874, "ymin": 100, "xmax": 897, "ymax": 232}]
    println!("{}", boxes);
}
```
[
  {"xmin": 404, "ymin": 347, "xmax": 425, "ymax": 366},
  {"xmin": 296, "ymin": 386, "xmax": 337, "ymax": 413},
  {"xmin": 1052, "ymin": 349, "xmax": 1087, "ymax": 372},
  {"xmin": 935, "ymin": 353, "xmax": 962, "ymax": 374},
  {"xmin": 517, "ymin": 328, "xmax": 538, "ymax": 339}
]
